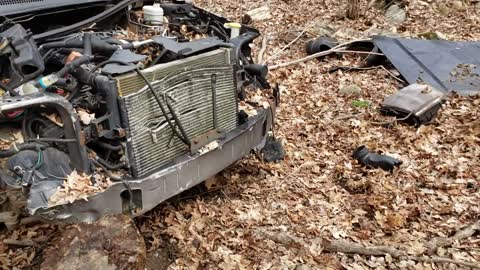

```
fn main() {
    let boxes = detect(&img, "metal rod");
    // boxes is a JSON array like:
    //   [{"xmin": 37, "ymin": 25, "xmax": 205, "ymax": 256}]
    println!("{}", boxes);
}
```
[{"xmin": 211, "ymin": 73, "xmax": 218, "ymax": 129}]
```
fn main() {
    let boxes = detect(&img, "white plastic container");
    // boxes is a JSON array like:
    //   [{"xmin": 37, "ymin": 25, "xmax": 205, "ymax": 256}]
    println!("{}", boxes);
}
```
[{"xmin": 143, "ymin": 3, "xmax": 164, "ymax": 25}]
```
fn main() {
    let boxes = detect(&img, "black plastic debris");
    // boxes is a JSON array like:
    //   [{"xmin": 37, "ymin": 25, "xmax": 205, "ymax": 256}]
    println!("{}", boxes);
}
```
[
  {"xmin": 352, "ymin": 146, "xmax": 402, "ymax": 172},
  {"xmin": 306, "ymin": 37, "xmax": 340, "ymax": 58},
  {"xmin": 381, "ymin": 84, "xmax": 445, "ymax": 126},
  {"xmin": 261, "ymin": 136, "xmax": 285, "ymax": 162},
  {"xmin": 373, "ymin": 36, "xmax": 480, "ymax": 95}
]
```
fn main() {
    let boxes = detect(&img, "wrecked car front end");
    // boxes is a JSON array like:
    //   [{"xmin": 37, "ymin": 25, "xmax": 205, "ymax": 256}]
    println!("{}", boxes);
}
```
[{"xmin": 0, "ymin": 1, "xmax": 277, "ymax": 225}]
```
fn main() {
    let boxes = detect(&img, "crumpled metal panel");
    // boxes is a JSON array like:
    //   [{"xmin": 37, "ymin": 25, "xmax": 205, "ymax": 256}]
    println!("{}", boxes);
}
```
[
  {"xmin": 381, "ymin": 84, "xmax": 445, "ymax": 116},
  {"xmin": 373, "ymin": 36, "xmax": 480, "ymax": 95}
]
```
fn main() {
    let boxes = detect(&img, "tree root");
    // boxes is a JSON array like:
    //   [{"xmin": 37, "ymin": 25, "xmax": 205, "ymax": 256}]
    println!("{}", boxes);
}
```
[{"xmin": 255, "ymin": 229, "xmax": 480, "ymax": 269}]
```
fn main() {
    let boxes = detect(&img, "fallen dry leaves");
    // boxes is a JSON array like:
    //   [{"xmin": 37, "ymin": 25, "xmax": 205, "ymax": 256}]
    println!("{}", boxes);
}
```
[{"xmin": 49, "ymin": 170, "xmax": 112, "ymax": 206}]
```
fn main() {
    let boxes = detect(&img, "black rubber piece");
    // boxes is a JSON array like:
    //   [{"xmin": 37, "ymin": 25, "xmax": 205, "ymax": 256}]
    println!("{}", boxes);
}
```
[
  {"xmin": 261, "ymin": 136, "xmax": 285, "ymax": 162},
  {"xmin": 306, "ymin": 36, "xmax": 339, "ymax": 57},
  {"xmin": 352, "ymin": 146, "xmax": 402, "ymax": 172}
]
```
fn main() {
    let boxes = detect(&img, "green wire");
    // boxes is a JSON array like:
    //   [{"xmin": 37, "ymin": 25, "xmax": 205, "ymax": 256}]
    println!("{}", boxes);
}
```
[{"xmin": 34, "ymin": 149, "xmax": 43, "ymax": 169}]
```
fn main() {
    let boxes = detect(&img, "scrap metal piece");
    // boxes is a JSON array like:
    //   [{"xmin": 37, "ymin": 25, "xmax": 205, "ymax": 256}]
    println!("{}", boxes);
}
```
[
  {"xmin": 381, "ymin": 84, "xmax": 445, "ymax": 125},
  {"xmin": 373, "ymin": 36, "xmax": 480, "ymax": 95}
]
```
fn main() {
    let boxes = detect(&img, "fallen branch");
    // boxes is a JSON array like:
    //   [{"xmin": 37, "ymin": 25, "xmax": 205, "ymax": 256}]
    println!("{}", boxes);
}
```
[
  {"xmin": 4, "ymin": 239, "xmax": 41, "ymax": 248},
  {"xmin": 426, "ymin": 220, "xmax": 480, "ymax": 255},
  {"xmin": 255, "ymin": 229, "xmax": 480, "ymax": 269},
  {"xmin": 257, "ymin": 35, "xmax": 269, "ymax": 64},
  {"xmin": 322, "ymin": 239, "xmax": 480, "ymax": 269},
  {"xmin": 269, "ymin": 38, "xmax": 374, "ymax": 70}
]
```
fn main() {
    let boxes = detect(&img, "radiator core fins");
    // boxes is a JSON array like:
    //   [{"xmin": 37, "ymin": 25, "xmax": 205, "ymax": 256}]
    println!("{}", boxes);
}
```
[{"xmin": 121, "ymin": 65, "xmax": 237, "ymax": 177}]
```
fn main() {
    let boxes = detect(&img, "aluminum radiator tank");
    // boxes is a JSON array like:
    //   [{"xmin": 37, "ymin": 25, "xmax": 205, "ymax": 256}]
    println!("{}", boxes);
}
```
[{"xmin": 118, "ymin": 49, "xmax": 238, "ymax": 177}]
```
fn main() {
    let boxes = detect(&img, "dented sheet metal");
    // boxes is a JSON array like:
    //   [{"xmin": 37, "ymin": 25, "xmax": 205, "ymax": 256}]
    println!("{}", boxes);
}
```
[{"xmin": 373, "ymin": 36, "xmax": 480, "ymax": 95}]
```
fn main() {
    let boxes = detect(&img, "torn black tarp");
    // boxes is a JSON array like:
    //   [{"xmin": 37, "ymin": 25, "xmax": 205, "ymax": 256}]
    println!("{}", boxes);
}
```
[{"xmin": 373, "ymin": 36, "xmax": 480, "ymax": 95}]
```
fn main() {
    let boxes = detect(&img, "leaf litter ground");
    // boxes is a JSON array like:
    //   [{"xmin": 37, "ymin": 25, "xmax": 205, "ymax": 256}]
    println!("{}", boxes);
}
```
[{"xmin": 2, "ymin": 0, "xmax": 480, "ymax": 269}]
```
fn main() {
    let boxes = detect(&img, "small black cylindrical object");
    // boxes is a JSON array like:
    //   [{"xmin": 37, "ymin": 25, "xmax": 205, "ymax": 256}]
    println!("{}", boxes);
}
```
[
  {"xmin": 306, "ymin": 36, "xmax": 339, "ymax": 57},
  {"xmin": 244, "ymin": 64, "xmax": 269, "ymax": 78}
]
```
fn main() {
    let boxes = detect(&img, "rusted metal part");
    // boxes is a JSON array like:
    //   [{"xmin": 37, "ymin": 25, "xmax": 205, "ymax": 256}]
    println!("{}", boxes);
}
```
[{"xmin": 190, "ymin": 129, "xmax": 222, "ymax": 153}]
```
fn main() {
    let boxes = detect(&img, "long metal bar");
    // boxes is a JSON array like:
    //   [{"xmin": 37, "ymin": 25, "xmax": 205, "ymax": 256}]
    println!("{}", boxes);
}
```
[{"xmin": 211, "ymin": 73, "xmax": 218, "ymax": 129}]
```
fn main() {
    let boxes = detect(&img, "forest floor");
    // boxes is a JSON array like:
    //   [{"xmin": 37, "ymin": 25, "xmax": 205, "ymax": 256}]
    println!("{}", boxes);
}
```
[{"xmin": 2, "ymin": 0, "xmax": 480, "ymax": 269}]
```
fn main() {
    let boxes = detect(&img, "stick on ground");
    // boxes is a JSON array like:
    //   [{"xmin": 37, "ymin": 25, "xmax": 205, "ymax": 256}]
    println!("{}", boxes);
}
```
[{"xmin": 255, "ymin": 229, "xmax": 480, "ymax": 269}]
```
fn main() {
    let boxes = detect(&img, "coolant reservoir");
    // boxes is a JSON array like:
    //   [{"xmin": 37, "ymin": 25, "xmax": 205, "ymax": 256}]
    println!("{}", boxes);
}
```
[{"xmin": 143, "ymin": 3, "xmax": 164, "ymax": 25}]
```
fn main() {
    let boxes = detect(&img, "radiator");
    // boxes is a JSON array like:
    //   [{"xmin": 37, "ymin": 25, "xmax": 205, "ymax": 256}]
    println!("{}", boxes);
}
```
[
  {"xmin": 119, "ymin": 53, "xmax": 238, "ymax": 177},
  {"xmin": 115, "ymin": 48, "xmax": 233, "ymax": 96}
]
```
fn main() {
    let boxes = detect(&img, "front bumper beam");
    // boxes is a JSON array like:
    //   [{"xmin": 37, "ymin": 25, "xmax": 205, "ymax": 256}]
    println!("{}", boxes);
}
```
[{"xmin": 35, "ymin": 107, "xmax": 274, "ymax": 222}]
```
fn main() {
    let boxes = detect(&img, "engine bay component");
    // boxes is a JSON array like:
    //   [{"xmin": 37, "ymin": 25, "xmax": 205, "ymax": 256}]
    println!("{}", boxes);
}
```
[
  {"xmin": 123, "ymin": 65, "xmax": 237, "ymax": 177},
  {"xmin": 143, "ymin": 3, "xmax": 165, "ymax": 25},
  {"xmin": 0, "ymin": 24, "xmax": 45, "ymax": 91},
  {"xmin": 381, "ymin": 84, "xmax": 445, "ymax": 126}
]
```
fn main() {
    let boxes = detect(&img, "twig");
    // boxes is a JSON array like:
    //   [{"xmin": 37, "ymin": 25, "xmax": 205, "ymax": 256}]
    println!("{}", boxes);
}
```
[
  {"xmin": 426, "ymin": 220, "xmax": 480, "ymax": 255},
  {"xmin": 369, "ymin": 111, "xmax": 413, "ymax": 126},
  {"xmin": 257, "ymin": 35, "xmax": 269, "ymax": 64},
  {"xmin": 334, "ymin": 112, "xmax": 365, "ymax": 121},
  {"xmin": 414, "ymin": 256, "xmax": 480, "ymax": 269},
  {"xmin": 328, "ymin": 65, "xmax": 405, "ymax": 83},
  {"xmin": 3, "ymin": 239, "xmax": 41, "ymax": 248},
  {"xmin": 379, "ymin": 65, "xmax": 405, "ymax": 83},
  {"xmin": 269, "ymin": 38, "xmax": 373, "ymax": 70}
]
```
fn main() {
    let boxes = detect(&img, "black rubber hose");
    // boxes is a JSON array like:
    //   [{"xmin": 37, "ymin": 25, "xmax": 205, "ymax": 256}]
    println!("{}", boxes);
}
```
[
  {"xmin": 96, "ymin": 157, "xmax": 125, "ymax": 170},
  {"xmin": 91, "ymin": 159, "xmax": 123, "ymax": 181},
  {"xmin": 93, "ymin": 141, "xmax": 123, "ymax": 151},
  {"xmin": 151, "ymin": 47, "xmax": 168, "ymax": 66},
  {"xmin": 83, "ymin": 32, "xmax": 93, "ymax": 56},
  {"xmin": 41, "ymin": 39, "xmax": 124, "ymax": 56},
  {"xmin": 57, "ymin": 55, "xmax": 92, "ymax": 78},
  {"xmin": 33, "ymin": 0, "xmax": 136, "ymax": 41},
  {"xmin": 0, "ymin": 143, "xmax": 48, "ymax": 158}
]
